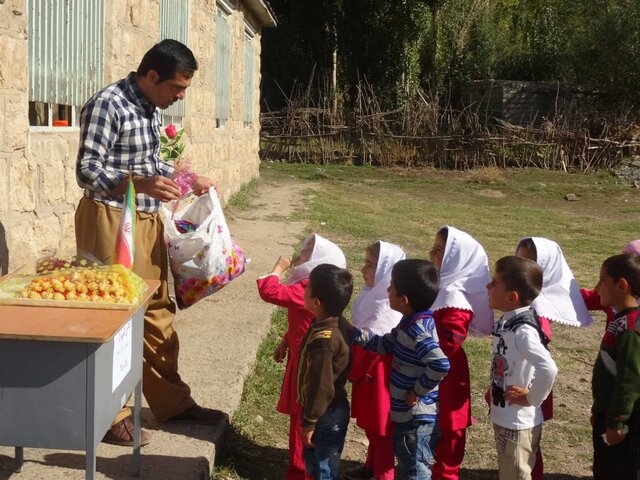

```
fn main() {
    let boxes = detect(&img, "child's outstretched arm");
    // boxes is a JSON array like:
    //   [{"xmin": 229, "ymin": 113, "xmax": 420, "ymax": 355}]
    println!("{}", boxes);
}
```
[
  {"xmin": 351, "ymin": 325, "xmax": 397, "ymax": 355},
  {"xmin": 272, "ymin": 256, "xmax": 292, "ymax": 275},
  {"xmin": 257, "ymin": 256, "xmax": 305, "ymax": 309}
]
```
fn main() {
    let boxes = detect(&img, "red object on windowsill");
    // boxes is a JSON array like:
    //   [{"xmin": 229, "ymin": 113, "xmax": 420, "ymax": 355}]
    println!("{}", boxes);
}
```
[{"xmin": 52, "ymin": 120, "xmax": 69, "ymax": 127}]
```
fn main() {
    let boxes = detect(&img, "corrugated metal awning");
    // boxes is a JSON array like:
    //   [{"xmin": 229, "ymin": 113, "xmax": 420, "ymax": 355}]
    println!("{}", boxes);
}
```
[{"xmin": 242, "ymin": 0, "xmax": 276, "ymax": 28}]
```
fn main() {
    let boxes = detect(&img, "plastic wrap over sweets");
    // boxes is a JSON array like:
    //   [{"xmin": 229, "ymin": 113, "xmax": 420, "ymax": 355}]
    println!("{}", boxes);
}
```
[
  {"xmin": 0, "ymin": 253, "xmax": 147, "ymax": 309},
  {"xmin": 161, "ymin": 188, "xmax": 246, "ymax": 309}
]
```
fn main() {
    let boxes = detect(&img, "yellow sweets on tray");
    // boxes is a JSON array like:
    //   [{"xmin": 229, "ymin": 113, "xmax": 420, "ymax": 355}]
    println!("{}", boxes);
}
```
[{"xmin": 0, "ymin": 264, "xmax": 147, "ymax": 309}]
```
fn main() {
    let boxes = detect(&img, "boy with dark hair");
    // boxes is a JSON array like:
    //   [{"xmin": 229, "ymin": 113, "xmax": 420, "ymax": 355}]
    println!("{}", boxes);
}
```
[
  {"xmin": 351, "ymin": 258, "xmax": 450, "ymax": 479},
  {"xmin": 298, "ymin": 264, "xmax": 353, "ymax": 479},
  {"xmin": 591, "ymin": 253, "xmax": 640, "ymax": 480},
  {"xmin": 487, "ymin": 256, "xmax": 558, "ymax": 480}
]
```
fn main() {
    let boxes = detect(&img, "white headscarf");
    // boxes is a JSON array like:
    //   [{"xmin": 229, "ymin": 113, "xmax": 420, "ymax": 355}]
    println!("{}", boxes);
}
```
[
  {"xmin": 519, "ymin": 237, "xmax": 593, "ymax": 327},
  {"xmin": 285, "ymin": 233, "xmax": 347, "ymax": 285},
  {"xmin": 351, "ymin": 241, "xmax": 407, "ymax": 335},
  {"xmin": 431, "ymin": 226, "xmax": 494, "ymax": 334}
]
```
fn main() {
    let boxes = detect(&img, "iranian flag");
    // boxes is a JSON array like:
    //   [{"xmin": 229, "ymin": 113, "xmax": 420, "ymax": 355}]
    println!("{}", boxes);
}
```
[{"xmin": 115, "ymin": 177, "xmax": 136, "ymax": 268}]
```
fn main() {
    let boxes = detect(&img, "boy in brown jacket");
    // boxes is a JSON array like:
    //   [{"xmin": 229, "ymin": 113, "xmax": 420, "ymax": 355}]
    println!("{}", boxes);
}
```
[{"xmin": 297, "ymin": 263, "xmax": 353, "ymax": 479}]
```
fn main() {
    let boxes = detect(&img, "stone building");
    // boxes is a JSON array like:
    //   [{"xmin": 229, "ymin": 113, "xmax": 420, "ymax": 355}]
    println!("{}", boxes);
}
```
[{"xmin": 0, "ymin": 0, "xmax": 275, "ymax": 274}]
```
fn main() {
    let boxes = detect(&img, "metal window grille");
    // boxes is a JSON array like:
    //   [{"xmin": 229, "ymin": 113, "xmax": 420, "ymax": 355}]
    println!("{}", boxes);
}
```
[
  {"xmin": 243, "ymin": 33, "xmax": 254, "ymax": 125},
  {"xmin": 28, "ymin": 0, "xmax": 104, "ymax": 107},
  {"xmin": 160, "ymin": 0, "xmax": 189, "ymax": 120},
  {"xmin": 215, "ymin": 5, "xmax": 231, "ymax": 125}
]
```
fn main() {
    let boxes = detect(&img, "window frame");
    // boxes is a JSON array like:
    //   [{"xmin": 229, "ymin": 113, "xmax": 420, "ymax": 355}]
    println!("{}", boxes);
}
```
[
  {"xmin": 215, "ymin": 1, "xmax": 233, "ymax": 129},
  {"xmin": 243, "ymin": 25, "xmax": 256, "ymax": 128},
  {"xmin": 159, "ymin": 0, "xmax": 190, "ymax": 125},
  {"xmin": 27, "ymin": 0, "xmax": 104, "ymax": 131}
]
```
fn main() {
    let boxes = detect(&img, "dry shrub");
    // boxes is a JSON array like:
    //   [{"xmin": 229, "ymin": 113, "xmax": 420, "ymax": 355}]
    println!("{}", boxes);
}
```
[{"xmin": 467, "ymin": 166, "xmax": 506, "ymax": 184}]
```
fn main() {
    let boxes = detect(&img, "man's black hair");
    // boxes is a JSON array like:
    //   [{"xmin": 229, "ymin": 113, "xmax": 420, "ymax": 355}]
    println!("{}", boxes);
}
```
[
  {"xmin": 391, "ymin": 259, "xmax": 439, "ymax": 312},
  {"xmin": 137, "ymin": 39, "xmax": 198, "ymax": 82},
  {"xmin": 495, "ymin": 256, "xmax": 543, "ymax": 306},
  {"xmin": 308, "ymin": 264, "xmax": 353, "ymax": 316}
]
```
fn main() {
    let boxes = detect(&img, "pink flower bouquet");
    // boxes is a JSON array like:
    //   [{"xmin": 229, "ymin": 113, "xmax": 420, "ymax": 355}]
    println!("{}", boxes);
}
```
[{"xmin": 160, "ymin": 124, "xmax": 197, "ymax": 196}]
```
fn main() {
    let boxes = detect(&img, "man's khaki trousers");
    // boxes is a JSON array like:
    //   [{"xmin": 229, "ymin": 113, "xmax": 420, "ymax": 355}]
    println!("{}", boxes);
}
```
[{"xmin": 75, "ymin": 197, "xmax": 195, "ymax": 423}]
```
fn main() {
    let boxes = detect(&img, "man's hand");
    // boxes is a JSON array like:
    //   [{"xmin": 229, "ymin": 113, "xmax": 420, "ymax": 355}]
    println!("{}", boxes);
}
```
[
  {"xmin": 301, "ymin": 428, "xmax": 314, "ymax": 448},
  {"xmin": 136, "ymin": 175, "xmax": 181, "ymax": 202},
  {"xmin": 273, "ymin": 338, "xmax": 288, "ymax": 363},
  {"xmin": 191, "ymin": 175, "xmax": 216, "ymax": 196},
  {"xmin": 504, "ymin": 385, "xmax": 531, "ymax": 406},
  {"xmin": 605, "ymin": 427, "xmax": 627, "ymax": 446},
  {"xmin": 405, "ymin": 389, "xmax": 418, "ymax": 408}
]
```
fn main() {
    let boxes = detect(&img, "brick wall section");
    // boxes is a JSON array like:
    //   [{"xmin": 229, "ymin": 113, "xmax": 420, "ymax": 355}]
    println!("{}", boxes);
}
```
[
  {"xmin": 0, "ymin": 0, "xmax": 264, "ymax": 274},
  {"xmin": 460, "ymin": 80, "xmax": 572, "ymax": 126}
]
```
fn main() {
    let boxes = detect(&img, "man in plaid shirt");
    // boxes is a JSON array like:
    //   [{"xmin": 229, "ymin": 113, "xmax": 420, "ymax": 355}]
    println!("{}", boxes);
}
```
[{"xmin": 75, "ymin": 39, "xmax": 219, "ymax": 447}]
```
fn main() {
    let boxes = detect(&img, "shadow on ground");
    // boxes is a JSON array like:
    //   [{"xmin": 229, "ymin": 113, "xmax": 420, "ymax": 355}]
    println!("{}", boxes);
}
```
[
  {"xmin": 214, "ymin": 426, "xmax": 366, "ymax": 479},
  {"xmin": 214, "ymin": 429, "xmax": 593, "ymax": 480},
  {"xmin": 0, "ymin": 453, "xmax": 18, "ymax": 480},
  {"xmin": 214, "ymin": 425, "xmax": 288, "ymax": 479},
  {"xmin": 140, "ymin": 406, "xmax": 230, "ymax": 444},
  {"xmin": 43, "ymin": 452, "xmax": 208, "ymax": 480},
  {"xmin": 460, "ymin": 468, "xmax": 591, "ymax": 480},
  {"xmin": 0, "ymin": 451, "xmax": 208, "ymax": 480}
]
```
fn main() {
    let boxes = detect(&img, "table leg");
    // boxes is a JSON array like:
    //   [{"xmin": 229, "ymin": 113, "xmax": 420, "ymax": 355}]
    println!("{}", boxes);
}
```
[
  {"xmin": 14, "ymin": 446, "xmax": 23, "ymax": 472},
  {"xmin": 86, "ymin": 351, "xmax": 96, "ymax": 480},
  {"xmin": 132, "ymin": 379, "xmax": 141, "ymax": 476},
  {"xmin": 85, "ymin": 444, "xmax": 96, "ymax": 480}
]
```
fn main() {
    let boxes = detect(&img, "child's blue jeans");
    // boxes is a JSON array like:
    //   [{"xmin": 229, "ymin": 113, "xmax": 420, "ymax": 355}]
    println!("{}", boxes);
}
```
[
  {"xmin": 393, "ymin": 419, "xmax": 440, "ymax": 480},
  {"xmin": 303, "ymin": 397, "xmax": 350, "ymax": 480}
]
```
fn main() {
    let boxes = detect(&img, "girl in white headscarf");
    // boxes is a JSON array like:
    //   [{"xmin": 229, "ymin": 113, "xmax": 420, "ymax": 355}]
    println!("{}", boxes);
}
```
[
  {"xmin": 515, "ymin": 236, "xmax": 592, "ymax": 480},
  {"xmin": 430, "ymin": 226, "xmax": 493, "ymax": 480},
  {"xmin": 347, "ymin": 241, "xmax": 406, "ymax": 480},
  {"xmin": 257, "ymin": 233, "xmax": 346, "ymax": 480},
  {"xmin": 516, "ymin": 237, "xmax": 592, "ymax": 332}
]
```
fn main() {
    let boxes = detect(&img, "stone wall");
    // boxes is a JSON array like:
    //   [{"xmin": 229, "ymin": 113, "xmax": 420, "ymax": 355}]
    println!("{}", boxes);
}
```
[
  {"xmin": 0, "ymin": 0, "xmax": 265, "ymax": 274},
  {"xmin": 459, "ymin": 80, "xmax": 573, "ymax": 126}
]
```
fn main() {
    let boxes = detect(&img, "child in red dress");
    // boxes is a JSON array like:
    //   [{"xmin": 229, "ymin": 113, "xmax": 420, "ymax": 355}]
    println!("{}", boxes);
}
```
[
  {"xmin": 345, "ymin": 240, "xmax": 406, "ymax": 480},
  {"xmin": 429, "ymin": 226, "xmax": 494, "ymax": 480},
  {"xmin": 581, "ymin": 240, "xmax": 640, "ymax": 330},
  {"xmin": 515, "ymin": 237, "xmax": 593, "ymax": 480},
  {"xmin": 257, "ymin": 233, "xmax": 346, "ymax": 480}
]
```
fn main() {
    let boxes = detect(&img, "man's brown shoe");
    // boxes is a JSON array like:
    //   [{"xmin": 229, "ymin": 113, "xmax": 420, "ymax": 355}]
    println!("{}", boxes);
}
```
[
  {"xmin": 102, "ymin": 417, "xmax": 152, "ymax": 447},
  {"xmin": 165, "ymin": 405, "xmax": 228, "ymax": 425}
]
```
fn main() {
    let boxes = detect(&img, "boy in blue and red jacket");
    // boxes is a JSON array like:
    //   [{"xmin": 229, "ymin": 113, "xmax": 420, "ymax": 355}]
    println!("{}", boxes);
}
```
[{"xmin": 591, "ymin": 253, "xmax": 640, "ymax": 480}]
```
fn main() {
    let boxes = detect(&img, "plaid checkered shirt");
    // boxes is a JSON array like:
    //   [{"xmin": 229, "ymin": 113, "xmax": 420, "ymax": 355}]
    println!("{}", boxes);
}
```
[{"xmin": 76, "ymin": 72, "xmax": 174, "ymax": 213}]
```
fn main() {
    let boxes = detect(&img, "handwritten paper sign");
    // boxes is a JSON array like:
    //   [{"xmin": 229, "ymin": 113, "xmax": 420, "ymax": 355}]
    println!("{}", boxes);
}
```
[{"xmin": 112, "ymin": 319, "xmax": 132, "ymax": 392}]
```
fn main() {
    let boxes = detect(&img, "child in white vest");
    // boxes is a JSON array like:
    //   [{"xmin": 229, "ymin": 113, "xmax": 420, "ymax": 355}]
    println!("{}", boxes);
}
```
[{"xmin": 486, "ymin": 256, "xmax": 558, "ymax": 480}]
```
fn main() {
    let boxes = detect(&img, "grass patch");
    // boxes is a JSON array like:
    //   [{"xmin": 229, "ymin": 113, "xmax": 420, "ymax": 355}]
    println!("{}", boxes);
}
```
[
  {"xmin": 226, "ymin": 177, "xmax": 260, "ymax": 211},
  {"xmin": 212, "ymin": 309, "xmax": 289, "ymax": 479},
  {"xmin": 215, "ymin": 162, "xmax": 639, "ymax": 479}
]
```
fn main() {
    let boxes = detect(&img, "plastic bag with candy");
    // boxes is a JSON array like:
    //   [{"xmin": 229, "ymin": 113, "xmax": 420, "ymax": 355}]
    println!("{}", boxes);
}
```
[{"xmin": 161, "ymin": 189, "xmax": 246, "ymax": 309}]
